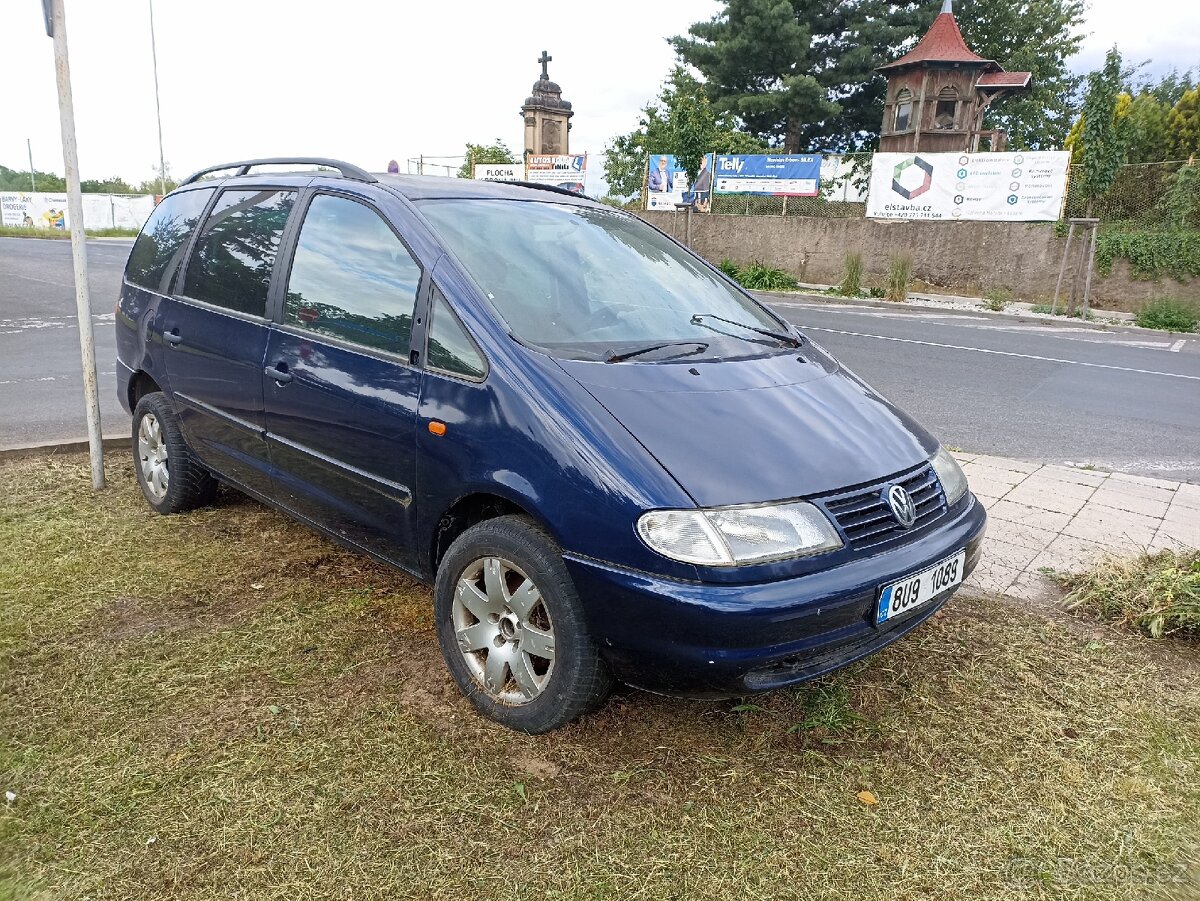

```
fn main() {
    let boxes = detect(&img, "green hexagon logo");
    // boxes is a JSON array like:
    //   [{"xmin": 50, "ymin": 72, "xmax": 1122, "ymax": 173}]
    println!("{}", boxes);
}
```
[{"xmin": 891, "ymin": 156, "xmax": 934, "ymax": 200}]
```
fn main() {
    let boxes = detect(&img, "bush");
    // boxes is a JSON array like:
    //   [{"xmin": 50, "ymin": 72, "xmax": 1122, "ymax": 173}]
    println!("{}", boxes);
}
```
[
  {"xmin": 839, "ymin": 252, "xmax": 863, "ymax": 296},
  {"xmin": 734, "ymin": 261, "xmax": 799, "ymax": 292},
  {"xmin": 1058, "ymin": 549, "xmax": 1200, "ymax": 639},
  {"xmin": 719, "ymin": 258, "xmax": 742, "ymax": 280},
  {"xmin": 885, "ymin": 255, "xmax": 912, "ymax": 302},
  {"xmin": 1135, "ymin": 297, "xmax": 1199, "ymax": 332},
  {"xmin": 983, "ymin": 287, "xmax": 1013, "ymax": 311}
]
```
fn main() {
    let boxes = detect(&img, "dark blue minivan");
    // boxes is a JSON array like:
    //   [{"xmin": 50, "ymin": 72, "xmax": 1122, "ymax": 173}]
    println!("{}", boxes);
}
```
[{"xmin": 116, "ymin": 158, "xmax": 986, "ymax": 732}]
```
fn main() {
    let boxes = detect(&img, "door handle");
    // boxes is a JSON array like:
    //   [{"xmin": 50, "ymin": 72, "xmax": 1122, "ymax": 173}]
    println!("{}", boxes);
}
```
[
  {"xmin": 266, "ymin": 362, "xmax": 293, "ymax": 385},
  {"xmin": 164, "ymin": 329, "xmax": 182, "ymax": 346}
]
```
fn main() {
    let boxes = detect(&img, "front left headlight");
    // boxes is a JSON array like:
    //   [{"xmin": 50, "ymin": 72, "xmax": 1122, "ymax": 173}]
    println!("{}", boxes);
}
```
[
  {"xmin": 931, "ymin": 446, "xmax": 969, "ymax": 506},
  {"xmin": 637, "ymin": 500, "xmax": 843, "ymax": 567}
]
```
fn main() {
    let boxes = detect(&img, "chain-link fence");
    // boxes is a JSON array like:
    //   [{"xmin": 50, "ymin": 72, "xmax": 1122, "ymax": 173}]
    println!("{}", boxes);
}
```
[{"xmin": 1062, "ymin": 159, "xmax": 1197, "ymax": 229}]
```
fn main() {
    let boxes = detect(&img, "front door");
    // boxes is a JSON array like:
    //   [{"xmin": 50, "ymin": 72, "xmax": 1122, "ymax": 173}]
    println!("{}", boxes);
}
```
[
  {"xmin": 263, "ymin": 191, "xmax": 424, "ymax": 569},
  {"xmin": 156, "ymin": 187, "xmax": 297, "ymax": 497}
]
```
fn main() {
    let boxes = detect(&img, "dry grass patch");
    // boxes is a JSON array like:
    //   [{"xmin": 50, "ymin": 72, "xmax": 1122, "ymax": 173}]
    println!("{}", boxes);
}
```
[
  {"xmin": 1059, "ymin": 550, "xmax": 1200, "ymax": 639},
  {"xmin": 1, "ymin": 455, "xmax": 1199, "ymax": 900}
]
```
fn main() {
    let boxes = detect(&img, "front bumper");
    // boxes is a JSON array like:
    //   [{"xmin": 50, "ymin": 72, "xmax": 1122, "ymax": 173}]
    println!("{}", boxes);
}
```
[{"xmin": 566, "ymin": 495, "xmax": 987, "ymax": 697}]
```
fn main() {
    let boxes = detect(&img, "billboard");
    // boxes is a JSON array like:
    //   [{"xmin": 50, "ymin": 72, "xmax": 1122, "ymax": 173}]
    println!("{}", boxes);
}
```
[
  {"xmin": 645, "ymin": 153, "xmax": 714, "ymax": 211},
  {"xmin": 866, "ymin": 151, "xmax": 1070, "ymax": 221},
  {"xmin": 714, "ymin": 154, "xmax": 821, "ymax": 196},
  {"xmin": 473, "ymin": 163, "xmax": 525, "ymax": 182},
  {"xmin": 1, "ymin": 192, "xmax": 68, "ymax": 228},
  {"xmin": 0, "ymin": 191, "xmax": 157, "ymax": 230},
  {"xmin": 525, "ymin": 154, "xmax": 587, "ymax": 193}
]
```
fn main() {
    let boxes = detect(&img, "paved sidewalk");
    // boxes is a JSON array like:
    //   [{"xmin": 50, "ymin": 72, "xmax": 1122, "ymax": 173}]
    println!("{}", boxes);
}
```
[{"xmin": 958, "ymin": 451, "xmax": 1200, "ymax": 603}]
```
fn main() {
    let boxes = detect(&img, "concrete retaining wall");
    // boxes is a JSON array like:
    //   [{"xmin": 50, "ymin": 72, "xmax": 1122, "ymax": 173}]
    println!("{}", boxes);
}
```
[{"xmin": 640, "ymin": 212, "xmax": 1197, "ymax": 311}]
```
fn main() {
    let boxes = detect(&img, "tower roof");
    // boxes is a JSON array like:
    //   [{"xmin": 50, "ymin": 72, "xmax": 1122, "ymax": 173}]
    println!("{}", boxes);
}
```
[{"xmin": 878, "ymin": 4, "xmax": 1000, "ymax": 73}]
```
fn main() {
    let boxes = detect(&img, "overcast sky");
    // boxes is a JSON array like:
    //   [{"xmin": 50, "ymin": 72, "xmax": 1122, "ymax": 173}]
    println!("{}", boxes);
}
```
[{"xmin": 2, "ymin": 0, "xmax": 1197, "ymax": 195}]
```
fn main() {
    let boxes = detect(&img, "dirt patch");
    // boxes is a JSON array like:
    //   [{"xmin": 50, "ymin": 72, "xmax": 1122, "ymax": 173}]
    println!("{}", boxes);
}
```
[
  {"xmin": 83, "ymin": 592, "xmax": 264, "ymax": 642},
  {"xmin": 512, "ymin": 753, "xmax": 561, "ymax": 780}
]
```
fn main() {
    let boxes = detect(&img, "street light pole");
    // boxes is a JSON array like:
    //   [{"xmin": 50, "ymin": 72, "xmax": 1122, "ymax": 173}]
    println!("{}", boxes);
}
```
[
  {"xmin": 27, "ymin": 138, "xmax": 36, "ymax": 191},
  {"xmin": 148, "ymin": 0, "xmax": 167, "ymax": 195},
  {"xmin": 48, "ymin": 0, "xmax": 105, "ymax": 489}
]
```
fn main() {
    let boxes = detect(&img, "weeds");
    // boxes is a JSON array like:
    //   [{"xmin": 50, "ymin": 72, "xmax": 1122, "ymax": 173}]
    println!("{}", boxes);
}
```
[
  {"xmin": 885, "ymin": 254, "xmax": 912, "ymax": 302},
  {"xmin": 1135, "ymin": 297, "xmax": 1198, "ymax": 332},
  {"xmin": 1058, "ymin": 549, "xmax": 1200, "ymax": 638},
  {"xmin": 983, "ymin": 287, "xmax": 1014, "ymax": 311},
  {"xmin": 725, "ymin": 260, "xmax": 800, "ymax": 292},
  {"xmin": 839, "ymin": 252, "xmax": 864, "ymax": 296}
]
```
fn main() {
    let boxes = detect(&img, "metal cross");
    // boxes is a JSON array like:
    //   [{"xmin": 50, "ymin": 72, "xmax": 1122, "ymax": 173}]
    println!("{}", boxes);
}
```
[{"xmin": 538, "ymin": 50, "xmax": 552, "ymax": 79}]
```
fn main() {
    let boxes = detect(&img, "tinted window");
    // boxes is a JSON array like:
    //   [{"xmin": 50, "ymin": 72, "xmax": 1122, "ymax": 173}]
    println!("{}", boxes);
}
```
[
  {"xmin": 125, "ymin": 188, "xmax": 214, "ymax": 293},
  {"xmin": 183, "ymin": 189, "xmax": 295, "ymax": 316},
  {"xmin": 284, "ymin": 194, "xmax": 421, "ymax": 355},
  {"xmin": 427, "ymin": 290, "xmax": 485, "ymax": 380}
]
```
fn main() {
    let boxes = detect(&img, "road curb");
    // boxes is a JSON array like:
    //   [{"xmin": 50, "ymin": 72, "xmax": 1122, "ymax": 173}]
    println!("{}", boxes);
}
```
[
  {"xmin": 0, "ymin": 436, "xmax": 130, "ymax": 462},
  {"xmin": 757, "ymin": 290, "xmax": 1195, "ymax": 339}
]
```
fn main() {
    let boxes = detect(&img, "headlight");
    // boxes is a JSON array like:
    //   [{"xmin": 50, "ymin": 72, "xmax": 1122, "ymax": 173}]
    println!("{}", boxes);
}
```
[
  {"xmin": 637, "ymin": 500, "xmax": 843, "ymax": 566},
  {"xmin": 931, "ymin": 446, "xmax": 968, "ymax": 506}
]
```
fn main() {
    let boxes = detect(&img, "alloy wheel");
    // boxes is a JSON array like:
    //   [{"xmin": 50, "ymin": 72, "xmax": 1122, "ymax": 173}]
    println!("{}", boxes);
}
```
[
  {"xmin": 137, "ymin": 412, "xmax": 169, "ymax": 500},
  {"xmin": 451, "ymin": 557, "xmax": 555, "ymax": 704}
]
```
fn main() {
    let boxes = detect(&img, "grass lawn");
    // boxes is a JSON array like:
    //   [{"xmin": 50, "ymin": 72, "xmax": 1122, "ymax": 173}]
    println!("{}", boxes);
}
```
[{"xmin": 1, "ymin": 454, "xmax": 1198, "ymax": 900}]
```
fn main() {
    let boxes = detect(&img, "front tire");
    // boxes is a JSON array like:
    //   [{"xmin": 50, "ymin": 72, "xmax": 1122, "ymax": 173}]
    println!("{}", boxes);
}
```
[
  {"xmin": 132, "ymin": 392, "xmax": 218, "ymax": 514},
  {"xmin": 434, "ymin": 515, "xmax": 613, "ymax": 733}
]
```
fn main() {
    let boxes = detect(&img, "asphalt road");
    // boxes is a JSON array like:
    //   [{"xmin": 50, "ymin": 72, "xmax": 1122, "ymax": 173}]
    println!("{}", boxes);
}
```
[{"xmin": 2, "ymin": 236, "xmax": 1199, "ymax": 481}]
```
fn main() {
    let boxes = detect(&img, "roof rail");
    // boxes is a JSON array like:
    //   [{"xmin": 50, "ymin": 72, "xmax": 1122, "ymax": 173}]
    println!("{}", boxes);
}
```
[{"xmin": 179, "ymin": 157, "xmax": 378, "ymax": 187}]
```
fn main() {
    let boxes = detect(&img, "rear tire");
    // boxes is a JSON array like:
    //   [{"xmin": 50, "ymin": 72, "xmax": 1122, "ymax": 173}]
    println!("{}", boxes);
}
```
[
  {"xmin": 434, "ymin": 515, "xmax": 613, "ymax": 733},
  {"xmin": 132, "ymin": 392, "xmax": 218, "ymax": 514}
]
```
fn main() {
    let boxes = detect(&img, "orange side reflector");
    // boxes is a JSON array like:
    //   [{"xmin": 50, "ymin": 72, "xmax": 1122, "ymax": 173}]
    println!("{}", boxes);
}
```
[{"xmin": 428, "ymin": 421, "xmax": 447, "ymax": 436}]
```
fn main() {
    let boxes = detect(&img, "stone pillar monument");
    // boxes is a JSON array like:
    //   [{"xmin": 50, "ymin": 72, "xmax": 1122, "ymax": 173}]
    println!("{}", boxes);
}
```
[{"xmin": 521, "ymin": 51, "xmax": 573, "ymax": 158}]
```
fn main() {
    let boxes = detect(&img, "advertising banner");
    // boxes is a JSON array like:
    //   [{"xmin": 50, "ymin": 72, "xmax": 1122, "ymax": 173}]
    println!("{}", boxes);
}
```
[
  {"xmin": 0, "ymin": 191, "xmax": 157, "ymax": 230},
  {"xmin": 525, "ymin": 154, "xmax": 587, "ymax": 193},
  {"xmin": 473, "ymin": 163, "xmax": 526, "ymax": 182},
  {"xmin": 714, "ymin": 154, "xmax": 821, "ymax": 196},
  {"xmin": 1, "ymin": 192, "xmax": 69, "ymax": 229},
  {"xmin": 645, "ymin": 153, "xmax": 714, "ymax": 211},
  {"xmin": 866, "ymin": 151, "xmax": 1070, "ymax": 221}
]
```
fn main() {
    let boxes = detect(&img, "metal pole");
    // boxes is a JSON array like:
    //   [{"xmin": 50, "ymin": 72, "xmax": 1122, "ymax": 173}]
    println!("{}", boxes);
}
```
[
  {"xmin": 1050, "ymin": 222, "xmax": 1075, "ymax": 316},
  {"xmin": 27, "ymin": 138, "xmax": 37, "ymax": 191},
  {"xmin": 148, "ymin": 0, "xmax": 167, "ymax": 195},
  {"xmin": 1080, "ymin": 223, "xmax": 1098, "ymax": 319},
  {"xmin": 50, "ymin": 0, "xmax": 105, "ymax": 489}
]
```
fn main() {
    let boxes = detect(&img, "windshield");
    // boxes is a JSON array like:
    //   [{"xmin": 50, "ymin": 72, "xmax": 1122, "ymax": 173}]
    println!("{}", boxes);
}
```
[{"xmin": 417, "ymin": 199, "xmax": 792, "ymax": 362}]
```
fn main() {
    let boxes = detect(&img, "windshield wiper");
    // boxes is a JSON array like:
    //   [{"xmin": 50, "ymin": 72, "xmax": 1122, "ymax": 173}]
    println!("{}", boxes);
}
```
[
  {"xmin": 606, "ymin": 341, "xmax": 709, "ymax": 363},
  {"xmin": 690, "ymin": 313, "xmax": 802, "ymax": 348}
]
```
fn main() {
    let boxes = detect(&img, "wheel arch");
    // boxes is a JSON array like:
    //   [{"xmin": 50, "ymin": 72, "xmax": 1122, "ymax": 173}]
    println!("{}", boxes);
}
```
[
  {"xmin": 429, "ymin": 489, "xmax": 554, "ymax": 578},
  {"xmin": 127, "ymin": 370, "xmax": 163, "ymax": 414}
]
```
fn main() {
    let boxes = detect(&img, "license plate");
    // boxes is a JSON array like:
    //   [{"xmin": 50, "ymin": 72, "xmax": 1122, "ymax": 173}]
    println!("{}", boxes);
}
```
[{"xmin": 876, "ymin": 550, "xmax": 966, "ymax": 624}]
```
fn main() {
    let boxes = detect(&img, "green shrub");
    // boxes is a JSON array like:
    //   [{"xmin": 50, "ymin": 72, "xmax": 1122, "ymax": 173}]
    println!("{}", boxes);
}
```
[
  {"xmin": 719, "ymin": 258, "xmax": 742, "ymax": 280},
  {"xmin": 1135, "ymin": 297, "xmax": 1199, "ymax": 332},
  {"xmin": 734, "ymin": 261, "xmax": 799, "ymax": 292},
  {"xmin": 885, "ymin": 255, "xmax": 912, "ymax": 302},
  {"xmin": 1058, "ymin": 549, "xmax": 1200, "ymax": 639},
  {"xmin": 839, "ymin": 252, "xmax": 863, "ymax": 296},
  {"xmin": 1095, "ymin": 229, "xmax": 1200, "ymax": 280},
  {"xmin": 983, "ymin": 287, "xmax": 1014, "ymax": 311}
]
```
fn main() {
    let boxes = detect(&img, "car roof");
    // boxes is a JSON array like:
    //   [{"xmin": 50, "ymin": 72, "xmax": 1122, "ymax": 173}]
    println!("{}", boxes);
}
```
[{"xmin": 371, "ymin": 173, "xmax": 597, "ymax": 205}]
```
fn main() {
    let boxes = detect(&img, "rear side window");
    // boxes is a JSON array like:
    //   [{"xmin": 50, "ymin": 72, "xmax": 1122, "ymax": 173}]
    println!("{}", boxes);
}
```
[
  {"xmin": 183, "ymin": 189, "xmax": 296, "ymax": 317},
  {"xmin": 125, "ymin": 188, "xmax": 214, "ymax": 293},
  {"xmin": 284, "ymin": 194, "xmax": 421, "ymax": 355},
  {"xmin": 427, "ymin": 290, "xmax": 486, "ymax": 380}
]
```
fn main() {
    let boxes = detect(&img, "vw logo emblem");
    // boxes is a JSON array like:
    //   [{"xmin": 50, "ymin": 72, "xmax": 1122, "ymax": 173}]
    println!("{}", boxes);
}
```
[{"xmin": 887, "ymin": 485, "xmax": 917, "ymax": 528}]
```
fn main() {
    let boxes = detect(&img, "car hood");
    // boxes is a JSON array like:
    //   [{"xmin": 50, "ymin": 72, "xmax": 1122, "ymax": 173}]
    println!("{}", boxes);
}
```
[{"xmin": 554, "ymin": 345, "xmax": 937, "ymax": 507}]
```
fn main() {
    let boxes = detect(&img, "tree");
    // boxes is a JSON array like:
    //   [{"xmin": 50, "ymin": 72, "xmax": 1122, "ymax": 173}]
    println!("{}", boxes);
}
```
[
  {"xmin": 951, "ymin": 0, "xmax": 1086, "ymax": 150},
  {"xmin": 603, "ymin": 68, "xmax": 765, "ymax": 198},
  {"xmin": 672, "ymin": 0, "xmax": 1085, "ymax": 152},
  {"xmin": 1122, "ymin": 92, "xmax": 1171, "ymax": 164},
  {"xmin": 457, "ymin": 139, "xmax": 518, "ymax": 179},
  {"xmin": 1167, "ymin": 87, "xmax": 1200, "ymax": 160},
  {"xmin": 671, "ymin": 0, "xmax": 924, "ymax": 152},
  {"xmin": 0, "ymin": 164, "xmax": 66, "ymax": 192},
  {"xmin": 80, "ymin": 176, "xmax": 135, "ymax": 193},
  {"xmin": 1076, "ymin": 48, "xmax": 1130, "ymax": 212}
]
